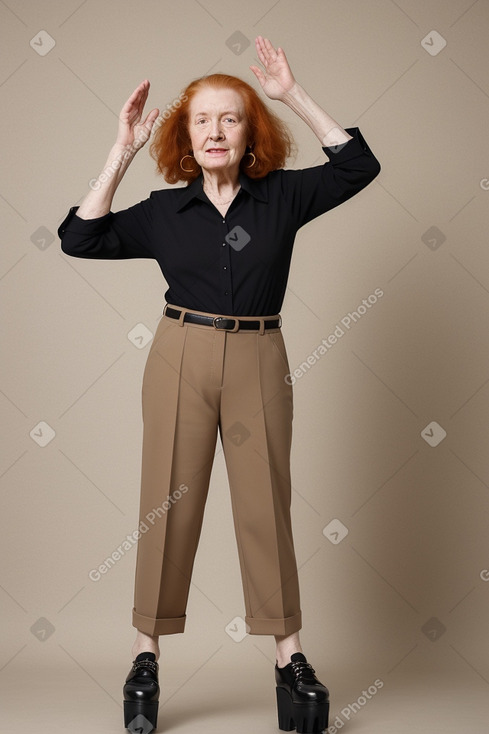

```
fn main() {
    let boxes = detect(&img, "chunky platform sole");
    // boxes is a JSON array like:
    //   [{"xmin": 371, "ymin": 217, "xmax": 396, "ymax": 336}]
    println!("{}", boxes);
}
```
[
  {"xmin": 123, "ymin": 700, "xmax": 159, "ymax": 733},
  {"xmin": 276, "ymin": 686, "xmax": 329, "ymax": 733}
]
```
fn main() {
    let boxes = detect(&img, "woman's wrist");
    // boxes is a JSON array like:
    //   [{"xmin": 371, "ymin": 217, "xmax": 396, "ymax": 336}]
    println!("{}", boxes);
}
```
[
  {"xmin": 104, "ymin": 142, "xmax": 139, "ymax": 176},
  {"xmin": 279, "ymin": 82, "xmax": 352, "ymax": 146},
  {"xmin": 87, "ymin": 144, "xmax": 136, "ymax": 193},
  {"xmin": 76, "ymin": 138, "xmax": 144, "ymax": 220},
  {"xmin": 279, "ymin": 80, "xmax": 303, "ymax": 104}
]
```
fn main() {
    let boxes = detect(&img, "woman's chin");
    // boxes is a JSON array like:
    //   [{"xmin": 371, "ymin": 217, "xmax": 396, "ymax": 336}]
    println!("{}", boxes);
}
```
[{"xmin": 201, "ymin": 161, "xmax": 234, "ymax": 173}]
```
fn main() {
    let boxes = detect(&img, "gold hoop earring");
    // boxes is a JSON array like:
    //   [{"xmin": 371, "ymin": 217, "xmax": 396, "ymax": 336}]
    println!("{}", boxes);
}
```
[
  {"xmin": 180, "ymin": 154, "xmax": 196, "ymax": 172},
  {"xmin": 244, "ymin": 151, "xmax": 256, "ymax": 168}
]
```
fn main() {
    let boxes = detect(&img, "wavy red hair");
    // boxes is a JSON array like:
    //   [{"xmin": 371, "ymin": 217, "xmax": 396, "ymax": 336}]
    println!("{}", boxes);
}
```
[{"xmin": 149, "ymin": 73, "xmax": 295, "ymax": 184}]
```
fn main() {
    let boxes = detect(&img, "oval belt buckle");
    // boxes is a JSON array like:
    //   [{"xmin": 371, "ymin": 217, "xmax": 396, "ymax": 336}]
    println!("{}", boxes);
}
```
[{"xmin": 213, "ymin": 316, "xmax": 240, "ymax": 332}]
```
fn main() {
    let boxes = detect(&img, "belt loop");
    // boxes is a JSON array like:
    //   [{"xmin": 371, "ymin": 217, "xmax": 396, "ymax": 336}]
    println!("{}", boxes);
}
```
[
  {"xmin": 178, "ymin": 307, "xmax": 186, "ymax": 327},
  {"xmin": 258, "ymin": 318, "xmax": 265, "ymax": 336}
]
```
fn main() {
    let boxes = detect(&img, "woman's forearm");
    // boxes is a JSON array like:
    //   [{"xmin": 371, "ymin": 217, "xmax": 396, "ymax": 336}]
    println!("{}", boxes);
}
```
[
  {"xmin": 76, "ymin": 143, "xmax": 139, "ymax": 219},
  {"xmin": 280, "ymin": 82, "xmax": 353, "ymax": 147}
]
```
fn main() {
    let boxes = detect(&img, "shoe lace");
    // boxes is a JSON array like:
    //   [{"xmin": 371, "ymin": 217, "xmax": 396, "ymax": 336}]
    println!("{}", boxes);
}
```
[
  {"xmin": 132, "ymin": 659, "xmax": 158, "ymax": 674},
  {"xmin": 290, "ymin": 660, "xmax": 317, "ymax": 683}
]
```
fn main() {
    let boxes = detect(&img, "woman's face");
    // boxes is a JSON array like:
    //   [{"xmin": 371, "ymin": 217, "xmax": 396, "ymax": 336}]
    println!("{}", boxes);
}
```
[{"xmin": 187, "ymin": 87, "xmax": 249, "ymax": 176}]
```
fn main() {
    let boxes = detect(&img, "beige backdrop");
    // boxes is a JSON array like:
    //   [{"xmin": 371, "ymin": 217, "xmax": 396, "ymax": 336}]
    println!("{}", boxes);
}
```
[{"xmin": 1, "ymin": 0, "xmax": 489, "ymax": 732}]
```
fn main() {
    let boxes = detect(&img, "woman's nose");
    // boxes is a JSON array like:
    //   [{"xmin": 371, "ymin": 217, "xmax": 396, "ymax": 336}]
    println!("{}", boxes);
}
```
[{"xmin": 209, "ymin": 125, "xmax": 223, "ymax": 140}]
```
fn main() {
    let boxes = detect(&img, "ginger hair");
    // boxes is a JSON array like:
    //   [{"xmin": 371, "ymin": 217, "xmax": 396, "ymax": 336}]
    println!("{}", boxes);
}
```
[{"xmin": 149, "ymin": 73, "xmax": 295, "ymax": 184}]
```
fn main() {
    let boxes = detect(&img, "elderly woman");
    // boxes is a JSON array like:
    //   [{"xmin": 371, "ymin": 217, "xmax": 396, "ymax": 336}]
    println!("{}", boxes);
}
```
[{"xmin": 58, "ymin": 36, "xmax": 380, "ymax": 734}]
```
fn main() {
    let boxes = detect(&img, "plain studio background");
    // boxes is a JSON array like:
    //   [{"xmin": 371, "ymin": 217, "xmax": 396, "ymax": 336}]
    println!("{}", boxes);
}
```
[{"xmin": 1, "ymin": 1, "xmax": 488, "ymax": 732}]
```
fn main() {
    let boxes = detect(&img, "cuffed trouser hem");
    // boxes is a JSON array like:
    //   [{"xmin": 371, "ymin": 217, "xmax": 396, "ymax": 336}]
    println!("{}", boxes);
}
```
[
  {"xmin": 132, "ymin": 608, "xmax": 186, "ymax": 636},
  {"xmin": 245, "ymin": 610, "xmax": 302, "ymax": 636}
]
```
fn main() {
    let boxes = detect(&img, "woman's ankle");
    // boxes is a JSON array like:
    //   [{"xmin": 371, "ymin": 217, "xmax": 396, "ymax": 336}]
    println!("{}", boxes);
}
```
[
  {"xmin": 132, "ymin": 631, "xmax": 160, "ymax": 661},
  {"xmin": 275, "ymin": 631, "xmax": 303, "ymax": 667}
]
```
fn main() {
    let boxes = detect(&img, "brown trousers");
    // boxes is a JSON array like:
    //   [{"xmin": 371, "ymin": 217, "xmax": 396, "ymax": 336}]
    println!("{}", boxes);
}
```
[{"xmin": 132, "ymin": 304, "xmax": 302, "ymax": 636}]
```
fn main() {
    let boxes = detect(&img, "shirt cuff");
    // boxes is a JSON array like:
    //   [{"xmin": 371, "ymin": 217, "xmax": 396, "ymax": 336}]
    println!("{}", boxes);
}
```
[
  {"xmin": 57, "ymin": 206, "xmax": 112, "ymax": 239},
  {"xmin": 322, "ymin": 127, "xmax": 373, "ymax": 163}
]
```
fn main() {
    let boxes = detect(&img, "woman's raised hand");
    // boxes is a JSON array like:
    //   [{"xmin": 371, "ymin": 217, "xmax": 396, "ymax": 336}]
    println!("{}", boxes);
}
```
[
  {"xmin": 115, "ymin": 80, "xmax": 160, "ymax": 150},
  {"xmin": 249, "ymin": 36, "xmax": 297, "ymax": 100},
  {"xmin": 75, "ymin": 81, "xmax": 159, "ymax": 219}
]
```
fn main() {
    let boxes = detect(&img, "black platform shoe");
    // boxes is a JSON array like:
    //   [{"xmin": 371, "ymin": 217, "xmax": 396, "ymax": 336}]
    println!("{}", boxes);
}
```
[
  {"xmin": 275, "ymin": 652, "xmax": 329, "ymax": 734},
  {"xmin": 123, "ymin": 652, "xmax": 160, "ymax": 733}
]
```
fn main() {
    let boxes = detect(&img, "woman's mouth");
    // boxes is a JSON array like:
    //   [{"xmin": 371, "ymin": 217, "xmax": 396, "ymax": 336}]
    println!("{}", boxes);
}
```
[{"xmin": 206, "ymin": 149, "xmax": 228, "ymax": 155}]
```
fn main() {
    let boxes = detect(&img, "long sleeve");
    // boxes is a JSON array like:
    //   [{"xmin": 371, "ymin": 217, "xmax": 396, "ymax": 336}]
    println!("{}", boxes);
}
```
[
  {"xmin": 279, "ymin": 127, "xmax": 381, "ymax": 228},
  {"xmin": 56, "ymin": 127, "xmax": 380, "ymax": 316},
  {"xmin": 58, "ymin": 192, "xmax": 156, "ymax": 260}
]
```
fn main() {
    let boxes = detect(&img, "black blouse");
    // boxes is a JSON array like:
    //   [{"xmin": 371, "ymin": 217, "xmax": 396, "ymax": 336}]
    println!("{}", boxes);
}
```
[{"xmin": 58, "ymin": 127, "xmax": 380, "ymax": 317}]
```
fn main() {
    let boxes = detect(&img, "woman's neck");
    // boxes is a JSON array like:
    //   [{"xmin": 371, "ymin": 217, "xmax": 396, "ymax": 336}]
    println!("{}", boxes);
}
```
[{"xmin": 201, "ymin": 167, "xmax": 240, "ymax": 199}]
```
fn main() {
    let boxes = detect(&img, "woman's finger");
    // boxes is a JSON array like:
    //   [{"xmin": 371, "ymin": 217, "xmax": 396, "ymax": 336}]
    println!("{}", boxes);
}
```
[
  {"xmin": 142, "ymin": 107, "xmax": 160, "ymax": 131},
  {"xmin": 122, "ymin": 80, "xmax": 150, "ymax": 119},
  {"xmin": 135, "ymin": 82, "xmax": 150, "ymax": 119},
  {"xmin": 125, "ymin": 82, "xmax": 153, "ymax": 131},
  {"xmin": 262, "ymin": 36, "xmax": 277, "ymax": 61},
  {"xmin": 249, "ymin": 64, "xmax": 265, "ymax": 85},
  {"xmin": 255, "ymin": 36, "xmax": 270, "ymax": 67},
  {"xmin": 125, "ymin": 80, "xmax": 148, "ymax": 108}
]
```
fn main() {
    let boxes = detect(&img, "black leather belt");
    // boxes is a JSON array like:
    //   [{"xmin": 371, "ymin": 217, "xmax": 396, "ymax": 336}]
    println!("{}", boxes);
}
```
[{"xmin": 164, "ymin": 305, "xmax": 281, "ymax": 332}]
